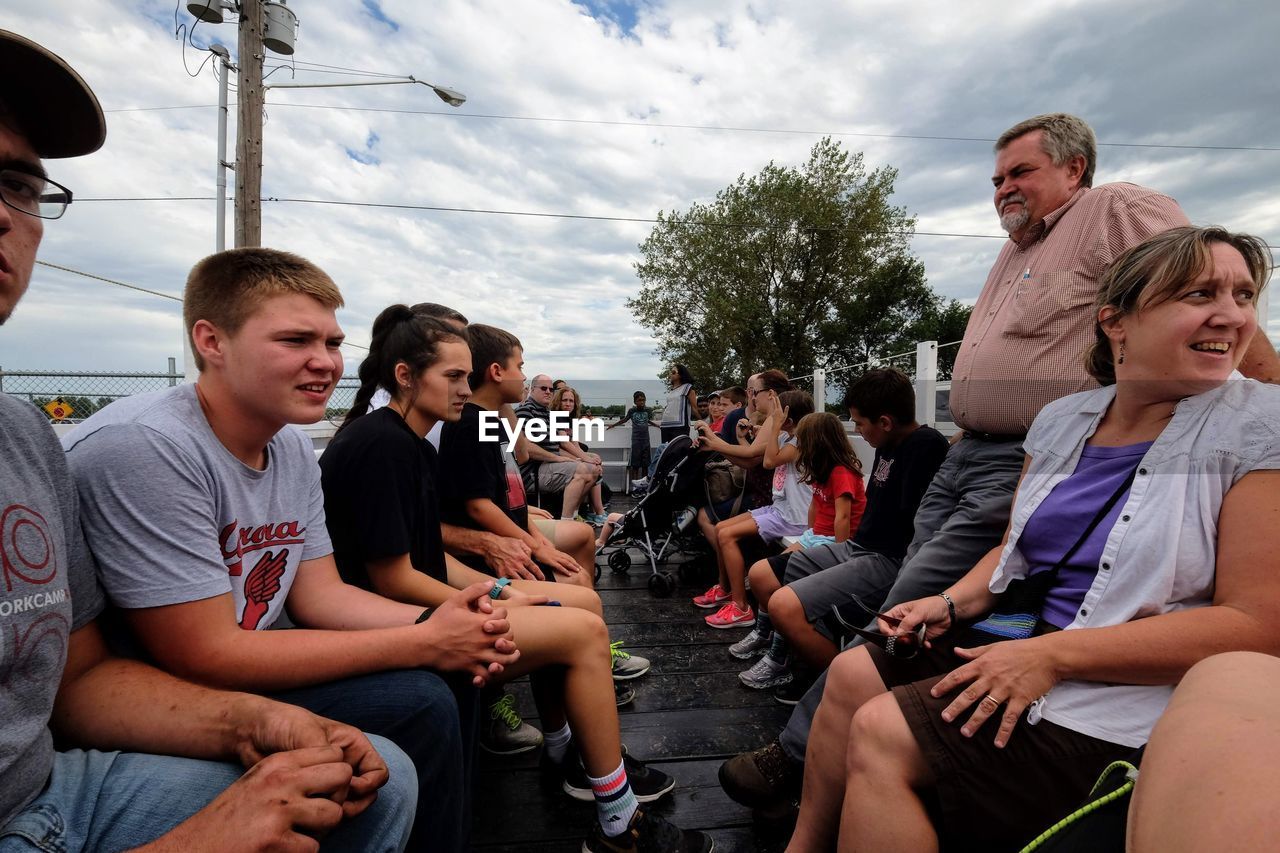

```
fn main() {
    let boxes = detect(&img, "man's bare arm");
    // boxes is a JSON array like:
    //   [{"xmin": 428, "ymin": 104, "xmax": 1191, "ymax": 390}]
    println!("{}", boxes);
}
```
[{"xmin": 1239, "ymin": 329, "xmax": 1280, "ymax": 384}]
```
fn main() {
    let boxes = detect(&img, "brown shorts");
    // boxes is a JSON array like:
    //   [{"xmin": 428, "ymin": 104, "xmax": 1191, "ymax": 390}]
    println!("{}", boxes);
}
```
[{"xmin": 866, "ymin": 632, "xmax": 1135, "ymax": 851}]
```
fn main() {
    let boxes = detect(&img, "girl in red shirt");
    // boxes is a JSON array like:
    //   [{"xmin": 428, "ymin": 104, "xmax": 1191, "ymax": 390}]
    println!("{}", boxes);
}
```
[{"xmin": 795, "ymin": 412, "xmax": 866, "ymax": 547}]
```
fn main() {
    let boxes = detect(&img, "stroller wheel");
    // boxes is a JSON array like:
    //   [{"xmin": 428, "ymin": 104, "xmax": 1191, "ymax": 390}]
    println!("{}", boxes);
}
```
[
  {"xmin": 595, "ymin": 561, "xmax": 602, "ymax": 583},
  {"xmin": 648, "ymin": 572, "xmax": 676, "ymax": 597},
  {"xmin": 608, "ymin": 550, "xmax": 632, "ymax": 574}
]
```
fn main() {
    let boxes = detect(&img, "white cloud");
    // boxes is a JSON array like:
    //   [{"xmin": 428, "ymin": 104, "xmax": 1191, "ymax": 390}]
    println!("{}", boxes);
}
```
[{"xmin": 3, "ymin": 0, "xmax": 1277, "ymax": 389}]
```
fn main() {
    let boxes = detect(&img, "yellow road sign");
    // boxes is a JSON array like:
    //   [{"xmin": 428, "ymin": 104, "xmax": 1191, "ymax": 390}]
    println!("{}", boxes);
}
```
[{"xmin": 43, "ymin": 399, "xmax": 74, "ymax": 420}]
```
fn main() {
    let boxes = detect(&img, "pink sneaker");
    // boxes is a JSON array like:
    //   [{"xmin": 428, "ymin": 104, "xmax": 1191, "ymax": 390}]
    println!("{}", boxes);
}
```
[
  {"xmin": 706, "ymin": 601, "xmax": 755, "ymax": 629},
  {"xmin": 692, "ymin": 584, "xmax": 731, "ymax": 609}
]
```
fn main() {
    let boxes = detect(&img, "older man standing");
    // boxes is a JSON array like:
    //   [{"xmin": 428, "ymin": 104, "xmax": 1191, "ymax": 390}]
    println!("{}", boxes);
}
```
[{"xmin": 721, "ymin": 112, "xmax": 1280, "ymax": 811}]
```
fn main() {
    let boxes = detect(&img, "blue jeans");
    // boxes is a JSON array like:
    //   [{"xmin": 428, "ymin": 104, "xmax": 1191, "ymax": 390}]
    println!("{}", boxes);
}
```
[
  {"xmin": 0, "ymin": 739, "xmax": 415, "ymax": 853},
  {"xmin": 778, "ymin": 437, "xmax": 1024, "ymax": 762},
  {"xmin": 269, "ymin": 669, "xmax": 478, "ymax": 853}
]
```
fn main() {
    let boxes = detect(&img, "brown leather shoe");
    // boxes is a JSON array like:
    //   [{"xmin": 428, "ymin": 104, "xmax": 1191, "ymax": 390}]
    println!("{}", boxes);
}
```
[{"xmin": 718, "ymin": 740, "xmax": 802, "ymax": 809}]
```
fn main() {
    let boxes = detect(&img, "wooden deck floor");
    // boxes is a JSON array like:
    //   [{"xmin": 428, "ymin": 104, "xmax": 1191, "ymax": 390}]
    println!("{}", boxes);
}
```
[{"xmin": 472, "ymin": 498, "xmax": 793, "ymax": 851}]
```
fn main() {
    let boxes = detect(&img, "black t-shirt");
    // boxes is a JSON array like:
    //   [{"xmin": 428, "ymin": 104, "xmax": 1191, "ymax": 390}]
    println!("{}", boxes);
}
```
[
  {"xmin": 438, "ymin": 403, "xmax": 529, "ymax": 534},
  {"xmin": 719, "ymin": 407, "xmax": 746, "ymax": 445},
  {"xmin": 319, "ymin": 407, "xmax": 447, "ymax": 589},
  {"xmin": 853, "ymin": 426, "xmax": 950, "ymax": 560}
]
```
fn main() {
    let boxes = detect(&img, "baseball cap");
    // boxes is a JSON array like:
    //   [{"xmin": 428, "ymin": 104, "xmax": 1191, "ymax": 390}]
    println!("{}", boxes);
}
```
[{"xmin": 0, "ymin": 29, "xmax": 106, "ymax": 158}]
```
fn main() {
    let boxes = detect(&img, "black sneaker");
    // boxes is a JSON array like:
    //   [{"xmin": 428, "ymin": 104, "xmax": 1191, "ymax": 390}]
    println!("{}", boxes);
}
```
[
  {"xmin": 773, "ymin": 669, "xmax": 816, "ymax": 706},
  {"xmin": 615, "ymin": 682, "xmax": 636, "ymax": 707},
  {"xmin": 582, "ymin": 808, "xmax": 714, "ymax": 853},
  {"xmin": 561, "ymin": 751, "xmax": 676, "ymax": 803}
]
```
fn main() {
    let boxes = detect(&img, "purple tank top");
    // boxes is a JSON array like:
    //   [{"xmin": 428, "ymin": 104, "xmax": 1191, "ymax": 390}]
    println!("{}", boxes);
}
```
[{"xmin": 1018, "ymin": 441, "xmax": 1152, "ymax": 629}]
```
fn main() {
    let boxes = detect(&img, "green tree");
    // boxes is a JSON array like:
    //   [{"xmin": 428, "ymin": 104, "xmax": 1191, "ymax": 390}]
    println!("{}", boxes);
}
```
[{"xmin": 629, "ymin": 137, "xmax": 970, "ymax": 389}]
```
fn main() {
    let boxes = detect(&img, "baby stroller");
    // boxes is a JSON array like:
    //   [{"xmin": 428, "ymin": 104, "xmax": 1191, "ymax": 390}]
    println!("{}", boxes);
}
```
[{"xmin": 596, "ymin": 434, "xmax": 711, "ymax": 596}]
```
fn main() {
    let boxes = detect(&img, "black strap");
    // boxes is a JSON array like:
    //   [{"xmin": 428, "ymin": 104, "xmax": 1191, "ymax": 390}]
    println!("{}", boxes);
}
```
[{"xmin": 1039, "ymin": 463, "xmax": 1140, "ymax": 586}]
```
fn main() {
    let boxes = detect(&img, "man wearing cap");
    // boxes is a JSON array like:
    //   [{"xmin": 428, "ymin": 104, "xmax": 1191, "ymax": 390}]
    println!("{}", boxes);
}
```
[{"xmin": 0, "ymin": 30, "xmax": 415, "ymax": 851}]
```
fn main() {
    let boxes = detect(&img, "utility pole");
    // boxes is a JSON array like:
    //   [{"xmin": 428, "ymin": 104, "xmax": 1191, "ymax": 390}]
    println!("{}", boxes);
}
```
[{"xmin": 235, "ymin": 0, "xmax": 265, "ymax": 248}]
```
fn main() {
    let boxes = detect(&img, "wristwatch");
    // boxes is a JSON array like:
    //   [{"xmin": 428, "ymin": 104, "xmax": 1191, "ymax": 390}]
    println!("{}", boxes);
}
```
[{"xmin": 489, "ymin": 578, "xmax": 512, "ymax": 600}]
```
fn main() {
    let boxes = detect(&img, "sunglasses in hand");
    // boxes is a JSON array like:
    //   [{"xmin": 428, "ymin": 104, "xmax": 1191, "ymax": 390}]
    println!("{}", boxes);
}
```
[{"xmin": 828, "ymin": 595, "xmax": 928, "ymax": 659}]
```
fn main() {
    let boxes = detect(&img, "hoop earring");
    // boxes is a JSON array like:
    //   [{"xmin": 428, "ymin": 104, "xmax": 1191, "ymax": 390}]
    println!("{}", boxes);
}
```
[{"xmin": 1117, "ymin": 344, "xmax": 1125, "ymax": 365}]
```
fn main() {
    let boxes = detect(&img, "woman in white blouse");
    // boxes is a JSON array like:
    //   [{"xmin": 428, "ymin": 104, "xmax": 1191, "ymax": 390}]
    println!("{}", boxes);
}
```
[{"xmin": 787, "ymin": 226, "xmax": 1280, "ymax": 852}]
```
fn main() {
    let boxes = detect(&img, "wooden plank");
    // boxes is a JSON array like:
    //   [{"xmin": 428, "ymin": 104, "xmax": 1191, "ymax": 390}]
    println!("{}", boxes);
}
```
[
  {"xmin": 475, "ymin": 494, "xmax": 799, "ymax": 851},
  {"xmin": 611, "ymin": 643, "xmax": 758, "ymax": 676},
  {"xmin": 471, "ymin": 758, "xmax": 773, "ymax": 848}
]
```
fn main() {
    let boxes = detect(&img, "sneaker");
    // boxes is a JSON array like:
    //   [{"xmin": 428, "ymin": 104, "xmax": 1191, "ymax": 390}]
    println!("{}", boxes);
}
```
[
  {"xmin": 773, "ymin": 669, "xmax": 816, "ymax": 706},
  {"xmin": 615, "ymin": 682, "xmax": 636, "ymax": 707},
  {"xmin": 561, "ymin": 751, "xmax": 677, "ymax": 803},
  {"xmin": 584, "ymin": 512, "xmax": 610, "ymax": 525},
  {"xmin": 691, "ymin": 584, "xmax": 730, "ymax": 609},
  {"xmin": 629, "ymin": 477, "xmax": 650, "ymax": 490},
  {"xmin": 727, "ymin": 626, "xmax": 771, "ymax": 659},
  {"xmin": 674, "ymin": 508, "xmax": 696, "ymax": 531},
  {"xmin": 480, "ymin": 692, "xmax": 543, "ymax": 755},
  {"xmin": 738, "ymin": 656, "xmax": 793, "ymax": 690},
  {"xmin": 705, "ymin": 601, "xmax": 755, "ymax": 629},
  {"xmin": 718, "ymin": 740, "xmax": 802, "ymax": 810},
  {"xmin": 611, "ymin": 641, "xmax": 651, "ymax": 680},
  {"xmin": 582, "ymin": 808, "xmax": 713, "ymax": 853}
]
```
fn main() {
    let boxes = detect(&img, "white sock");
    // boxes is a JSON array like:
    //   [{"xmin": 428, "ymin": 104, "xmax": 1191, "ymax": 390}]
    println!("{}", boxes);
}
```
[{"xmin": 543, "ymin": 722, "xmax": 573, "ymax": 764}]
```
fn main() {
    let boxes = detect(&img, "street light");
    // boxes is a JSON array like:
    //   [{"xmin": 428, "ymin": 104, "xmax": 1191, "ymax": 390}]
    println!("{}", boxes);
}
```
[
  {"xmin": 191, "ymin": 1, "xmax": 466, "ymax": 381},
  {"xmin": 263, "ymin": 76, "xmax": 467, "ymax": 109}
]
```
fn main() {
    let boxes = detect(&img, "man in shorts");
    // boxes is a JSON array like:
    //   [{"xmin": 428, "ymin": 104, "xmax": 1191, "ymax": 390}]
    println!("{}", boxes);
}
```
[{"xmin": 516, "ymin": 373, "xmax": 605, "ymax": 520}]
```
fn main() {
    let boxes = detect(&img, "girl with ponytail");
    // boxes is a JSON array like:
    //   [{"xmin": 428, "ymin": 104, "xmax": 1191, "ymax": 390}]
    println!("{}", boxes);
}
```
[{"xmin": 320, "ymin": 305, "xmax": 708, "ymax": 851}]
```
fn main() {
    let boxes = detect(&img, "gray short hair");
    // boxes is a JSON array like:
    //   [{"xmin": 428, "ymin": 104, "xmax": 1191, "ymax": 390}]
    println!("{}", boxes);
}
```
[{"xmin": 995, "ymin": 113, "xmax": 1097, "ymax": 188}]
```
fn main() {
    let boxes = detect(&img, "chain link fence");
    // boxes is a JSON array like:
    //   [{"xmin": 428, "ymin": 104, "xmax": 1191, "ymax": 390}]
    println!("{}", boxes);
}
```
[{"xmin": 0, "ymin": 368, "xmax": 364, "ymax": 422}]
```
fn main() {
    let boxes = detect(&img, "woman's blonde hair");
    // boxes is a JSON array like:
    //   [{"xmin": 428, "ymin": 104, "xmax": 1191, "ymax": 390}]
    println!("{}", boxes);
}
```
[
  {"xmin": 551, "ymin": 385, "xmax": 583, "ymax": 418},
  {"xmin": 1086, "ymin": 226, "xmax": 1272, "ymax": 386}
]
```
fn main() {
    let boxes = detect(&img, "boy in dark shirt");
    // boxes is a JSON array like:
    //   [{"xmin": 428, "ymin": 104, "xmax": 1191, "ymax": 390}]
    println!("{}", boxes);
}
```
[
  {"xmin": 718, "ymin": 367, "xmax": 949, "ymax": 812},
  {"xmin": 439, "ymin": 326, "xmax": 601, "ymax": 587},
  {"xmin": 736, "ymin": 368, "xmax": 950, "ymax": 670},
  {"xmin": 436, "ymin": 325, "xmax": 652, "ymax": 682}
]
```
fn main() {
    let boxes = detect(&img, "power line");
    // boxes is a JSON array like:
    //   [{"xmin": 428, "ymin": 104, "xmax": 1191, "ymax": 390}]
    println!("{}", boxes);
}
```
[
  {"xmin": 31, "ymin": 259, "xmax": 369, "ymax": 350},
  {"xmin": 35, "ymin": 259, "xmax": 183, "ymax": 302},
  {"xmin": 97, "ymin": 100, "xmax": 1280, "ymax": 153},
  {"xmin": 68, "ymin": 197, "xmax": 1280, "ymax": 249}
]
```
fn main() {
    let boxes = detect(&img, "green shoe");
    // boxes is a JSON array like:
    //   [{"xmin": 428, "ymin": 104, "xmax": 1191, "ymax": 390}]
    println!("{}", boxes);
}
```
[
  {"xmin": 480, "ymin": 691, "xmax": 543, "ymax": 755},
  {"xmin": 611, "ymin": 641, "xmax": 651, "ymax": 681}
]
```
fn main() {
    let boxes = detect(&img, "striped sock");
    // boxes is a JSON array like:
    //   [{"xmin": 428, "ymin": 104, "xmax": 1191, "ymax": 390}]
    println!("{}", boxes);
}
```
[
  {"xmin": 544, "ymin": 722, "xmax": 572, "ymax": 765},
  {"xmin": 589, "ymin": 759, "xmax": 639, "ymax": 837}
]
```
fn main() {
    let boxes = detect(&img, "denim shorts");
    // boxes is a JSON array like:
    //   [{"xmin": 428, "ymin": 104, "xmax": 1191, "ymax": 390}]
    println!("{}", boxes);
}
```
[{"xmin": 0, "ymin": 740, "xmax": 415, "ymax": 853}]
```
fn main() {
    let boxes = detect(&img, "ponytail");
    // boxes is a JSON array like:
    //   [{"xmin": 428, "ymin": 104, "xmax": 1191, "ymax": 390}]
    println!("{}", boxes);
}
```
[{"xmin": 339, "ymin": 305, "xmax": 465, "ymax": 432}]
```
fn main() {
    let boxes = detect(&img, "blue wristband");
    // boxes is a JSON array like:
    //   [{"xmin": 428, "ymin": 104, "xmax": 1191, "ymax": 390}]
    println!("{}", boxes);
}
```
[{"xmin": 489, "ymin": 578, "xmax": 512, "ymax": 600}]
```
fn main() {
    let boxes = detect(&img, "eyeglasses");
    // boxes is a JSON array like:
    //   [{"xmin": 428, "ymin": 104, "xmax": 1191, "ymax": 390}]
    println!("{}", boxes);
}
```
[
  {"xmin": 747, "ymin": 388, "xmax": 761, "ymax": 397},
  {"xmin": 0, "ymin": 169, "xmax": 73, "ymax": 220},
  {"xmin": 830, "ymin": 595, "xmax": 927, "ymax": 659},
  {"xmin": 534, "ymin": 385, "xmax": 553, "ymax": 392}
]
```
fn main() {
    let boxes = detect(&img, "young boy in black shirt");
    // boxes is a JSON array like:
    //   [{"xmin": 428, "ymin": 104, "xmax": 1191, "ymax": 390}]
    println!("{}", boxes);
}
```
[
  {"xmin": 738, "ymin": 367, "xmax": 950, "ymax": 670},
  {"xmin": 436, "ymin": 326, "xmax": 652, "ymax": 680}
]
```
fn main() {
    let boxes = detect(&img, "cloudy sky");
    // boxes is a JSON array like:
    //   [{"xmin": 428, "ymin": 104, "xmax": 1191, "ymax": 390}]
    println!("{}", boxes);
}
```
[{"xmin": 4, "ymin": 0, "xmax": 1277, "ymax": 386}]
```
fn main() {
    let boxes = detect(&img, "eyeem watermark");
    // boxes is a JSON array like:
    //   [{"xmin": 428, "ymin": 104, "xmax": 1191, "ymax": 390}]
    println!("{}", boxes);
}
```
[{"xmin": 478, "ymin": 411, "xmax": 605, "ymax": 452}]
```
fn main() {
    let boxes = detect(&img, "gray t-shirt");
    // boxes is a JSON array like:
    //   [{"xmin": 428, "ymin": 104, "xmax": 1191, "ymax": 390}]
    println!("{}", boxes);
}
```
[
  {"xmin": 62, "ymin": 385, "xmax": 331, "ymax": 631},
  {"xmin": 0, "ymin": 394, "xmax": 104, "ymax": 828}
]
